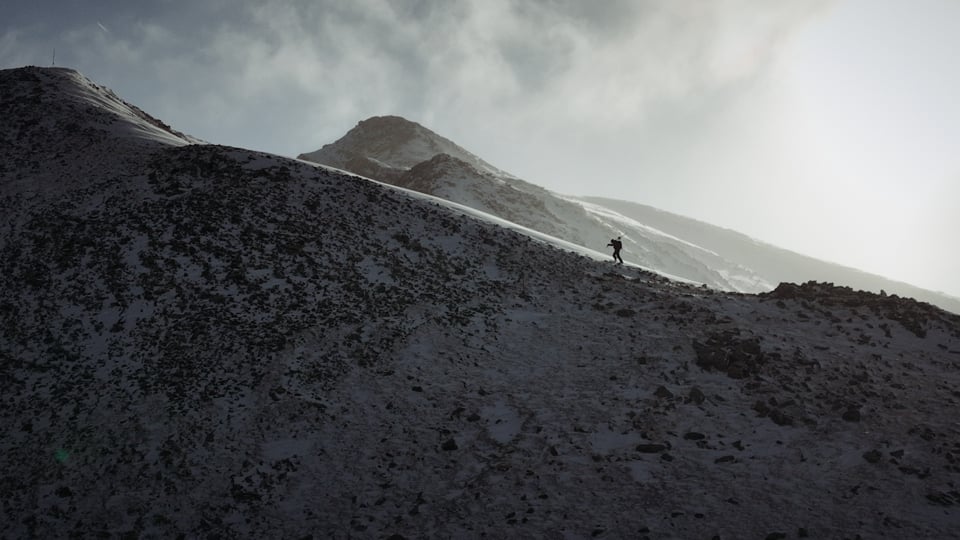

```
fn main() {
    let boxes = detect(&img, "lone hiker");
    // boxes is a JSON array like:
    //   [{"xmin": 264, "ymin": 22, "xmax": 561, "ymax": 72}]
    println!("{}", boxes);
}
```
[{"xmin": 607, "ymin": 236, "xmax": 623, "ymax": 264}]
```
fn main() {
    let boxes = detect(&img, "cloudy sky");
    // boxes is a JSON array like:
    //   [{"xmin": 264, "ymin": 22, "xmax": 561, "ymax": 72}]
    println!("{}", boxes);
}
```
[{"xmin": 4, "ymin": 0, "xmax": 959, "ymax": 298}]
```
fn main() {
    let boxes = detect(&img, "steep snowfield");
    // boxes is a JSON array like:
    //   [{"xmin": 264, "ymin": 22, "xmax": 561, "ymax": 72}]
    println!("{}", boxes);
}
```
[{"xmin": 3, "ymin": 67, "xmax": 960, "ymax": 539}]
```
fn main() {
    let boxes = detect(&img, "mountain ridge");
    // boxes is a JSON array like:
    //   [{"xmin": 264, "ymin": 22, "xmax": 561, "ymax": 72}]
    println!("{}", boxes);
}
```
[{"xmin": 300, "ymin": 114, "xmax": 960, "ymax": 314}]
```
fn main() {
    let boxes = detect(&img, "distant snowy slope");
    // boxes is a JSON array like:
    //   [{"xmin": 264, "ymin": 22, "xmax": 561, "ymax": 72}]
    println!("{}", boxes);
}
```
[
  {"xmin": 579, "ymin": 196, "xmax": 960, "ymax": 315},
  {"xmin": 5, "ymin": 67, "xmax": 960, "ymax": 539}
]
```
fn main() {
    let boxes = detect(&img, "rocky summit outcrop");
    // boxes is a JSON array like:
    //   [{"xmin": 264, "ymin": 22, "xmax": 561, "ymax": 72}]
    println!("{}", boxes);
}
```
[
  {"xmin": 3, "ymin": 67, "xmax": 960, "ymax": 539},
  {"xmin": 763, "ymin": 281, "xmax": 960, "ymax": 339}
]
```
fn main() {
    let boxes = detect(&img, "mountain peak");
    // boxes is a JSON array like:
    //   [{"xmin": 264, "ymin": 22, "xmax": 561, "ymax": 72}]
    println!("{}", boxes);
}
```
[
  {"xmin": 298, "ymin": 115, "xmax": 504, "ymax": 176},
  {"xmin": 355, "ymin": 114, "xmax": 421, "ymax": 131}
]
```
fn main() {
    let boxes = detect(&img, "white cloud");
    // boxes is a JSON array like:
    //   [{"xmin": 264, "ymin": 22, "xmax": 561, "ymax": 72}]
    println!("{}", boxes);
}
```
[{"xmin": 1, "ymin": 0, "xmax": 834, "ymax": 160}]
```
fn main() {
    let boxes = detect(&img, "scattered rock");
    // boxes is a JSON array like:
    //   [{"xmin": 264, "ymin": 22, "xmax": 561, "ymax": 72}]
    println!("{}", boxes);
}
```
[
  {"xmin": 441, "ymin": 438, "xmax": 458, "ymax": 451},
  {"xmin": 863, "ymin": 449, "xmax": 883, "ymax": 464},
  {"xmin": 842, "ymin": 408, "xmax": 861, "ymax": 422},
  {"xmin": 654, "ymin": 386, "xmax": 674, "ymax": 399},
  {"xmin": 753, "ymin": 400, "xmax": 795, "ymax": 426},
  {"xmin": 687, "ymin": 386, "xmax": 706, "ymax": 405},
  {"xmin": 926, "ymin": 491, "xmax": 960, "ymax": 506},
  {"xmin": 692, "ymin": 329, "xmax": 766, "ymax": 379}
]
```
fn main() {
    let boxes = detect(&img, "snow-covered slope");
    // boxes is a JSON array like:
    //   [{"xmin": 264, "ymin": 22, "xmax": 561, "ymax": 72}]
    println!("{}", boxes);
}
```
[
  {"xmin": 0, "ymin": 66, "xmax": 198, "ymax": 211},
  {"xmin": 578, "ymin": 197, "xmax": 960, "ymax": 315},
  {"xmin": 300, "ymin": 119, "xmax": 771, "ymax": 292},
  {"xmin": 4, "ymin": 67, "xmax": 960, "ymax": 539}
]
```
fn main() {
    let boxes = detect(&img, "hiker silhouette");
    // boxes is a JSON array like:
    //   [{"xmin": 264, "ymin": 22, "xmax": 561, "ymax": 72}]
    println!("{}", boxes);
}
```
[{"xmin": 607, "ymin": 236, "xmax": 623, "ymax": 264}]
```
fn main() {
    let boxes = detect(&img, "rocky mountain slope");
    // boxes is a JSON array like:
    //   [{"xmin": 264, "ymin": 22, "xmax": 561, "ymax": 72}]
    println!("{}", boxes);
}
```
[
  {"xmin": 299, "ymin": 116, "xmax": 960, "ymax": 314},
  {"xmin": 3, "ymin": 67, "xmax": 960, "ymax": 539}
]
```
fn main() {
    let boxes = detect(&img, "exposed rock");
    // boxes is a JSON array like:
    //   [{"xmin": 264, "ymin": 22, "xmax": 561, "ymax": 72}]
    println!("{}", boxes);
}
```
[
  {"xmin": 926, "ymin": 491, "xmax": 960, "ymax": 506},
  {"xmin": 441, "ymin": 439, "xmax": 458, "ymax": 451},
  {"xmin": 763, "ymin": 281, "xmax": 960, "ymax": 339},
  {"xmin": 753, "ymin": 401, "xmax": 795, "ymax": 427},
  {"xmin": 687, "ymin": 386, "xmax": 706, "ymax": 405},
  {"xmin": 692, "ymin": 329, "xmax": 766, "ymax": 379},
  {"xmin": 654, "ymin": 386, "xmax": 675, "ymax": 399},
  {"xmin": 842, "ymin": 408, "xmax": 861, "ymax": 422}
]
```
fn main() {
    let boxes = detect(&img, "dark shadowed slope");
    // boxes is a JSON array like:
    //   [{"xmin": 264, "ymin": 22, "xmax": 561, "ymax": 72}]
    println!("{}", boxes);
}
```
[{"xmin": 3, "ymin": 67, "xmax": 960, "ymax": 539}]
